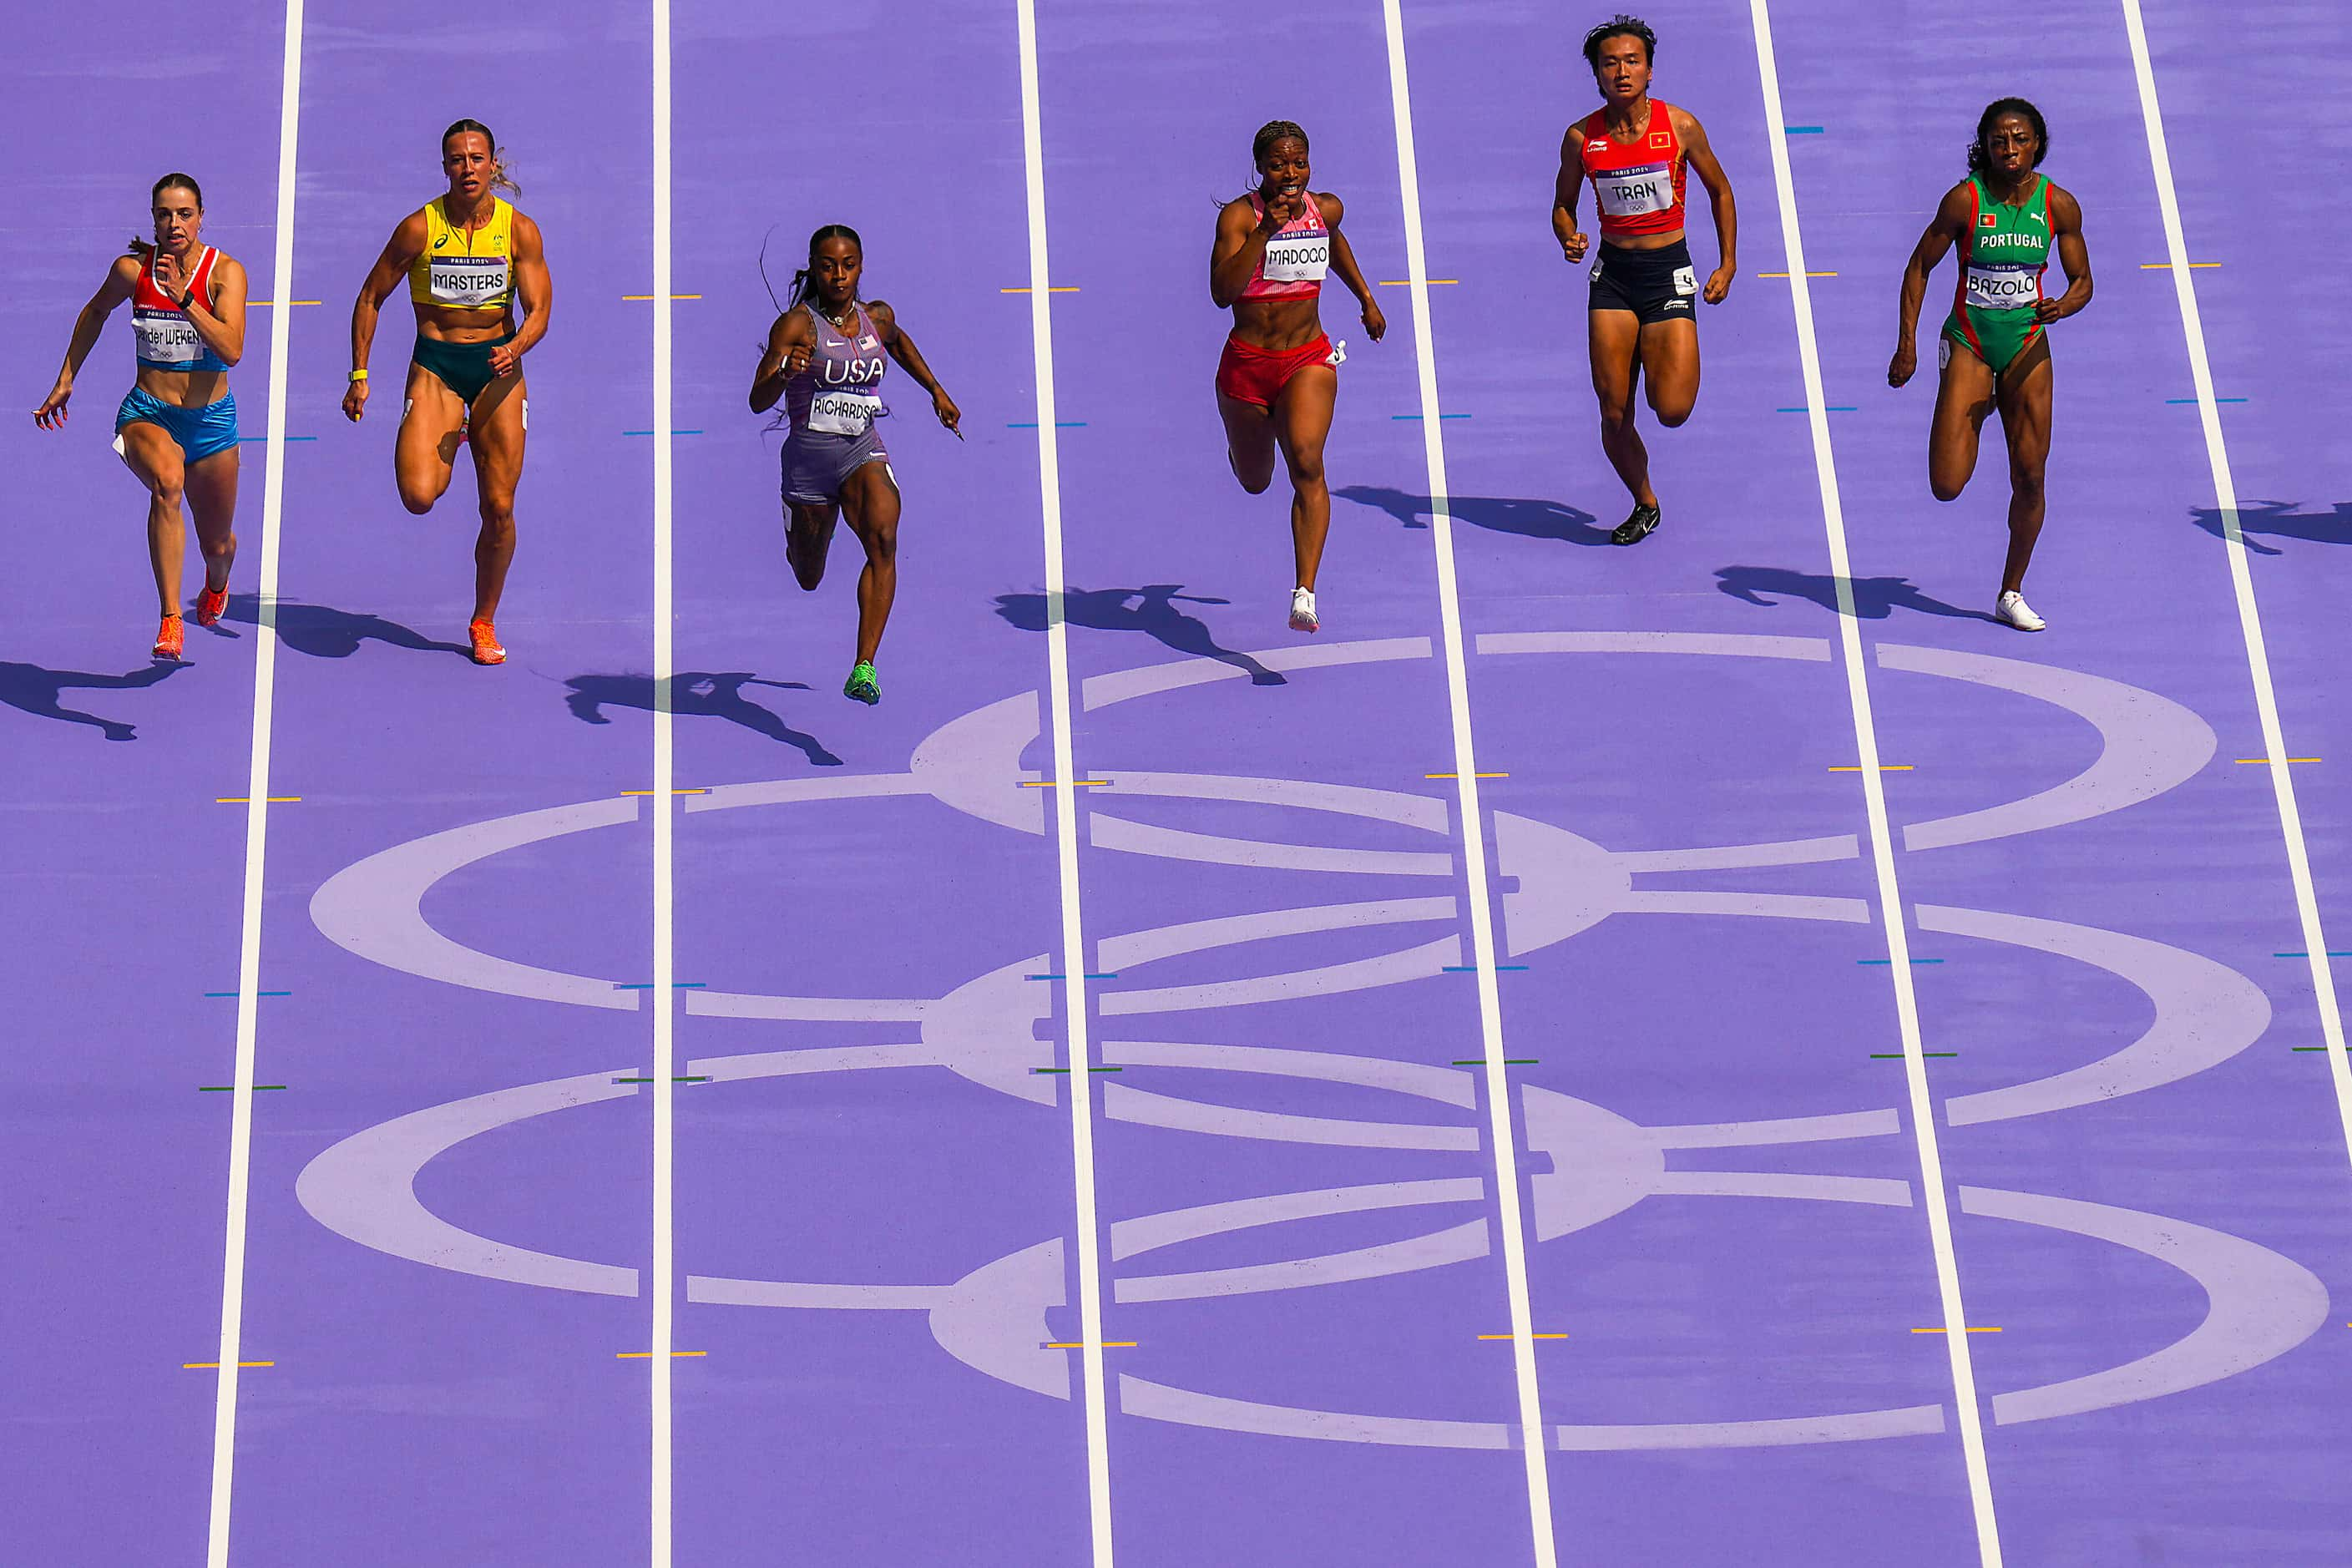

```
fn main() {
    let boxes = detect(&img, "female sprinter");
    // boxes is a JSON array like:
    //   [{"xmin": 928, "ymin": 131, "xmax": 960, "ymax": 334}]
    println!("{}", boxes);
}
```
[
  {"xmin": 1890, "ymin": 98, "xmax": 2091, "ymax": 631},
  {"xmin": 1210, "ymin": 119, "xmax": 1384, "ymax": 633},
  {"xmin": 1552, "ymin": 14, "xmax": 1736, "ymax": 546},
  {"xmin": 749, "ymin": 225, "xmax": 961, "ymax": 706},
  {"xmin": 343, "ymin": 119, "xmax": 551, "ymax": 665},
  {"xmin": 35, "ymin": 174, "xmax": 247, "ymax": 660}
]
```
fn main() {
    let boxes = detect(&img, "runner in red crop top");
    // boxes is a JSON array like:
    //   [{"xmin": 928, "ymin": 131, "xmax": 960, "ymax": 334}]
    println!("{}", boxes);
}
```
[
  {"xmin": 1551, "ymin": 15, "xmax": 1737, "ymax": 546},
  {"xmin": 1211, "ymin": 119, "xmax": 1384, "ymax": 635}
]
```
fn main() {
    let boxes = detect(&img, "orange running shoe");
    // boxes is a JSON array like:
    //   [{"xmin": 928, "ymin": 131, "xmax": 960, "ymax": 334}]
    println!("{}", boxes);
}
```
[
  {"xmin": 153, "ymin": 614, "xmax": 185, "ymax": 660},
  {"xmin": 468, "ymin": 619, "xmax": 507, "ymax": 665},
  {"xmin": 195, "ymin": 584, "xmax": 229, "ymax": 627}
]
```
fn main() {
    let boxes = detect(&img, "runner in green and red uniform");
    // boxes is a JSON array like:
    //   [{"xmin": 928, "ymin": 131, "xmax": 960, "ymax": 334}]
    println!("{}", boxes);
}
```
[{"xmin": 1890, "ymin": 98, "xmax": 2092, "ymax": 631}]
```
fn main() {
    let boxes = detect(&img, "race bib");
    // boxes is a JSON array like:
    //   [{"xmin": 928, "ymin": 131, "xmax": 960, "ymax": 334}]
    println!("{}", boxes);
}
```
[
  {"xmin": 1964, "ymin": 263, "xmax": 2040, "ymax": 311},
  {"xmin": 807, "ymin": 389, "xmax": 882, "ymax": 437},
  {"xmin": 1672, "ymin": 266, "xmax": 1697, "ymax": 296},
  {"xmin": 132, "ymin": 306, "xmax": 201, "ymax": 365},
  {"xmin": 1595, "ymin": 161, "xmax": 1673, "ymax": 218},
  {"xmin": 430, "ymin": 255, "xmax": 509, "ymax": 308},
  {"xmin": 1261, "ymin": 230, "xmax": 1330, "ymax": 283}
]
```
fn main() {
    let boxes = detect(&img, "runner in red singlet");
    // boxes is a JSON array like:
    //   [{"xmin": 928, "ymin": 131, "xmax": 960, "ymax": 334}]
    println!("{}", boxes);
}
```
[
  {"xmin": 1211, "ymin": 119, "xmax": 1385, "ymax": 634},
  {"xmin": 1552, "ymin": 14, "xmax": 1737, "ymax": 545}
]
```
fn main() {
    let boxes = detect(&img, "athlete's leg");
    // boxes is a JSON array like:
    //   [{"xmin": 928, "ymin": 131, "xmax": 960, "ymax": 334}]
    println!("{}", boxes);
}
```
[
  {"xmin": 786, "ymin": 501, "xmax": 841, "ymax": 591},
  {"xmin": 1272, "ymin": 364, "xmax": 1338, "ymax": 592},
  {"xmin": 1218, "ymin": 392, "xmax": 1278, "ymax": 495},
  {"xmin": 182, "ymin": 445, "xmax": 241, "ymax": 597},
  {"xmin": 119, "ymin": 422, "xmax": 190, "ymax": 618},
  {"xmin": 1637, "ymin": 316, "xmax": 1701, "ymax": 428},
  {"xmin": 1928, "ymin": 338, "xmax": 1998, "ymax": 503},
  {"xmin": 1992, "ymin": 339, "xmax": 2053, "ymax": 594},
  {"xmin": 837, "ymin": 462, "xmax": 902, "ymax": 666},
  {"xmin": 1589, "ymin": 309, "xmax": 1654, "ymax": 508},
  {"xmin": 464, "ymin": 374, "xmax": 528, "ymax": 622},
  {"xmin": 395, "ymin": 362, "xmax": 468, "ymax": 515}
]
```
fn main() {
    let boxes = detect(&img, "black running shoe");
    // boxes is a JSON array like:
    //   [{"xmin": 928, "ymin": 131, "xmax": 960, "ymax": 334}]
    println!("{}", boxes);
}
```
[{"xmin": 1611, "ymin": 503, "xmax": 1662, "ymax": 546}]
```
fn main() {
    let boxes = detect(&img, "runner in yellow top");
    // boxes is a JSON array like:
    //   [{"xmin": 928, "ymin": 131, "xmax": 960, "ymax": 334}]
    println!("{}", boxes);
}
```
[{"xmin": 343, "ymin": 119, "xmax": 552, "ymax": 665}]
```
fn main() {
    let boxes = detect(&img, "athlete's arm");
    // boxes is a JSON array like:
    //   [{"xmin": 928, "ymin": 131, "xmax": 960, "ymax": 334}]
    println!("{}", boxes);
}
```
[
  {"xmin": 2035, "ymin": 184, "xmax": 2092, "ymax": 326},
  {"xmin": 1317, "ymin": 193, "xmax": 1386, "ymax": 343},
  {"xmin": 344, "ymin": 211, "xmax": 427, "ymax": 422},
  {"xmin": 1889, "ymin": 183, "xmax": 1971, "ymax": 389},
  {"xmin": 1673, "ymin": 108, "xmax": 1737, "ymax": 304},
  {"xmin": 1209, "ymin": 196, "xmax": 1282, "ymax": 309},
  {"xmin": 166, "ymin": 251, "xmax": 249, "ymax": 367},
  {"xmin": 33, "ymin": 255, "xmax": 139, "ymax": 427},
  {"xmin": 868, "ymin": 300, "xmax": 962, "ymax": 434},
  {"xmin": 493, "ymin": 213, "xmax": 551, "ymax": 377},
  {"xmin": 747, "ymin": 310, "xmax": 816, "ymax": 415},
  {"xmin": 1552, "ymin": 124, "xmax": 1590, "ymax": 262}
]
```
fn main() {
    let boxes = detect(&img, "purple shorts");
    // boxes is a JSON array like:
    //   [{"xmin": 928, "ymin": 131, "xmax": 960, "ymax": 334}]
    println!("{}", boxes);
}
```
[{"xmin": 781, "ymin": 427, "xmax": 890, "ymax": 508}]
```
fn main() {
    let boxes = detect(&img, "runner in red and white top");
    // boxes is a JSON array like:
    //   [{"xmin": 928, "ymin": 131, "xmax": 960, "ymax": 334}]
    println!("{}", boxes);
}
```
[
  {"xmin": 1211, "ymin": 119, "xmax": 1385, "ymax": 634},
  {"xmin": 1551, "ymin": 14, "xmax": 1737, "ymax": 546}
]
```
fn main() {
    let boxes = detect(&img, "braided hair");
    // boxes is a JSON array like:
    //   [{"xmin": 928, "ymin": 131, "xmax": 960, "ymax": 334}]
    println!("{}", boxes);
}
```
[{"xmin": 1967, "ymin": 98, "xmax": 2048, "ymax": 174}]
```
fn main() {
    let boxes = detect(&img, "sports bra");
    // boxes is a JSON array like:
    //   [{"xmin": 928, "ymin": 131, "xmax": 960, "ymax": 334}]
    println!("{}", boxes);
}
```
[
  {"xmin": 1577, "ymin": 101, "xmax": 1688, "ymax": 240},
  {"xmin": 407, "ymin": 196, "xmax": 515, "ymax": 312},
  {"xmin": 1237, "ymin": 192, "xmax": 1331, "ymax": 302},
  {"xmin": 131, "ymin": 246, "xmax": 229, "ymax": 372}
]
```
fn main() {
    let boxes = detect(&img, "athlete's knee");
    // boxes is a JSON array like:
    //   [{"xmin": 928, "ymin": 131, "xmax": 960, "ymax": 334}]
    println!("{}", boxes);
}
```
[
  {"xmin": 1652, "ymin": 399, "xmax": 1694, "ymax": 430},
  {"xmin": 145, "ymin": 473, "xmax": 186, "ymax": 507},
  {"xmin": 396, "ymin": 478, "xmax": 438, "ymax": 516},
  {"xmin": 1283, "ymin": 448, "xmax": 1327, "ymax": 491},
  {"xmin": 477, "ymin": 497, "xmax": 517, "ymax": 539},
  {"xmin": 1597, "ymin": 402, "xmax": 1637, "ymax": 439},
  {"xmin": 2006, "ymin": 459, "xmax": 2046, "ymax": 499},
  {"xmin": 200, "ymin": 529, "xmax": 236, "ymax": 561},
  {"xmin": 1930, "ymin": 473, "xmax": 1968, "ymax": 503}
]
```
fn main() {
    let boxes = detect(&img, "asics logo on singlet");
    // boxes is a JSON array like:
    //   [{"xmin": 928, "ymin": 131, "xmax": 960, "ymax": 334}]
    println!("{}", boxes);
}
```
[{"xmin": 433, "ymin": 235, "xmax": 451, "ymax": 249}]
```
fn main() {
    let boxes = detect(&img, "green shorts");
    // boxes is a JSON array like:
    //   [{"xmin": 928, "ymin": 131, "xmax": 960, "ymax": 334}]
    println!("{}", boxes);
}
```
[
  {"xmin": 411, "ymin": 331, "xmax": 514, "ymax": 405},
  {"xmin": 1940, "ymin": 307, "xmax": 2044, "ymax": 379}
]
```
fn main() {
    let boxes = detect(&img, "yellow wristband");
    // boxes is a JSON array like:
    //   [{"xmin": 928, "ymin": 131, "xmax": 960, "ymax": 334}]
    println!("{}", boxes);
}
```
[{"xmin": 347, "ymin": 369, "xmax": 368, "ymax": 382}]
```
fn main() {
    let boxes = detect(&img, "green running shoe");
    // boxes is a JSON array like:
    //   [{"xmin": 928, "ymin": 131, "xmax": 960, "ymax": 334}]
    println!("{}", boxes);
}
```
[{"xmin": 843, "ymin": 660, "xmax": 881, "ymax": 705}]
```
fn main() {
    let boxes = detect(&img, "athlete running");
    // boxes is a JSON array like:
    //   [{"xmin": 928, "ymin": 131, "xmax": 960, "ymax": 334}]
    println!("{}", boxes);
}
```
[
  {"xmin": 1890, "ymin": 97, "xmax": 2091, "ymax": 632},
  {"xmin": 343, "ymin": 119, "xmax": 551, "ymax": 665},
  {"xmin": 748, "ymin": 224, "xmax": 961, "ymax": 706},
  {"xmin": 1553, "ymin": 14, "xmax": 1736, "ymax": 546},
  {"xmin": 1210, "ymin": 119, "xmax": 1384, "ymax": 634},
  {"xmin": 35, "ymin": 174, "xmax": 247, "ymax": 660}
]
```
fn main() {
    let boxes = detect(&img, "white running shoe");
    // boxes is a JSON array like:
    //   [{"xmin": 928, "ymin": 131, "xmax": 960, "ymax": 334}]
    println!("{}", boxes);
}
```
[
  {"xmin": 1995, "ymin": 590, "xmax": 2045, "ymax": 631},
  {"xmin": 1289, "ymin": 586, "xmax": 1319, "ymax": 634}
]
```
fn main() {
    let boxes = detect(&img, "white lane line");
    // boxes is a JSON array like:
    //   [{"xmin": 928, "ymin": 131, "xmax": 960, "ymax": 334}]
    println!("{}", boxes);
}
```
[
  {"xmin": 1011, "ymin": 0, "xmax": 1115, "ymax": 1560},
  {"xmin": 1746, "ymin": 4, "xmax": 2004, "ymax": 1563},
  {"xmin": 650, "ymin": 3, "xmax": 678, "ymax": 1564},
  {"xmin": 205, "ymin": 4, "xmax": 305, "ymax": 1565},
  {"xmin": 2118, "ymin": 0, "xmax": 2352, "ymax": 1158},
  {"xmin": 1377, "ymin": 4, "xmax": 1557, "ymax": 1560}
]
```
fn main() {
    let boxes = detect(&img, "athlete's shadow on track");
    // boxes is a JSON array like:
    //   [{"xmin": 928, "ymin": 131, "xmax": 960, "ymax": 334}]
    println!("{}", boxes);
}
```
[
  {"xmin": 563, "ymin": 673, "xmax": 844, "ymax": 767},
  {"xmin": 2190, "ymin": 501, "xmax": 2352, "ymax": 555},
  {"xmin": 0, "ymin": 658, "xmax": 183, "ymax": 741},
  {"xmin": 220, "ymin": 594, "xmax": 472, "ymax": 660},
  {"xmin": 1334, "ymin": 485, "xmax": 1612, "ymax": 545},
  {"xmin": 994, "ymin": 587, "xmax": 1288, "ymax": 686},
  {"xmin": 1715, "ymin": 565, "xmax": 2000, "ymax": 624}
]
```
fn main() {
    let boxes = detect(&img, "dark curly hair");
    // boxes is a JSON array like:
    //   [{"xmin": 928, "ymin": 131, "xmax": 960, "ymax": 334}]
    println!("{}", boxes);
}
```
[
  {"xmin": 1582, "ymin": 13, "xmax": 1657, "ymax": 70},
  {"xmin": 1967, "ymin": 98, "xmax": 2048, "ymax": 174}
]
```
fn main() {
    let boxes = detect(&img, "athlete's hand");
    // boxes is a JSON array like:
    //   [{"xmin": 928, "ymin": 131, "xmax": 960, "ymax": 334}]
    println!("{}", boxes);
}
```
[
  {"xmin": 932, "ymin": 387, "xmax": 961, "ymax": 434},
  {"xmin": 781, "ymin": 339, "xmax": 815, "ymax": 378},
  {"xmin": 1561, "ymin": 228, "xmax": 1591, "ymax": 264},
  {"xmin": 1888, "ymin": 341, "xmax": 1917, "ymax": 388},
  {"xmin": 33, "ymin": 382, "xmax": 73, "ymax": 428},
  {"xmin": 151, "ymin": 246, "xmax": 185, "ymax": 302},
  {"xmin": 1360, "ymin": 297, "xmax": 1387, "ymax": 342},
  {"xmin": 2031, "ymin": 296, "xmax": 2071, "ymax": 326},
  {"xmin": 1703, "ymin": 266, "xmax": 1734, "ymax": 305},
  {"xmin": 488, "ymin": 341, "xmax": 522, "ymax": 377},
  {"xmin": 342, "ymin": 377, "xmax": 370, "ymax": 422},
  {"xmin": 1257, "ymin": 189, "xmax": 1304, "ymax": 231}
]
